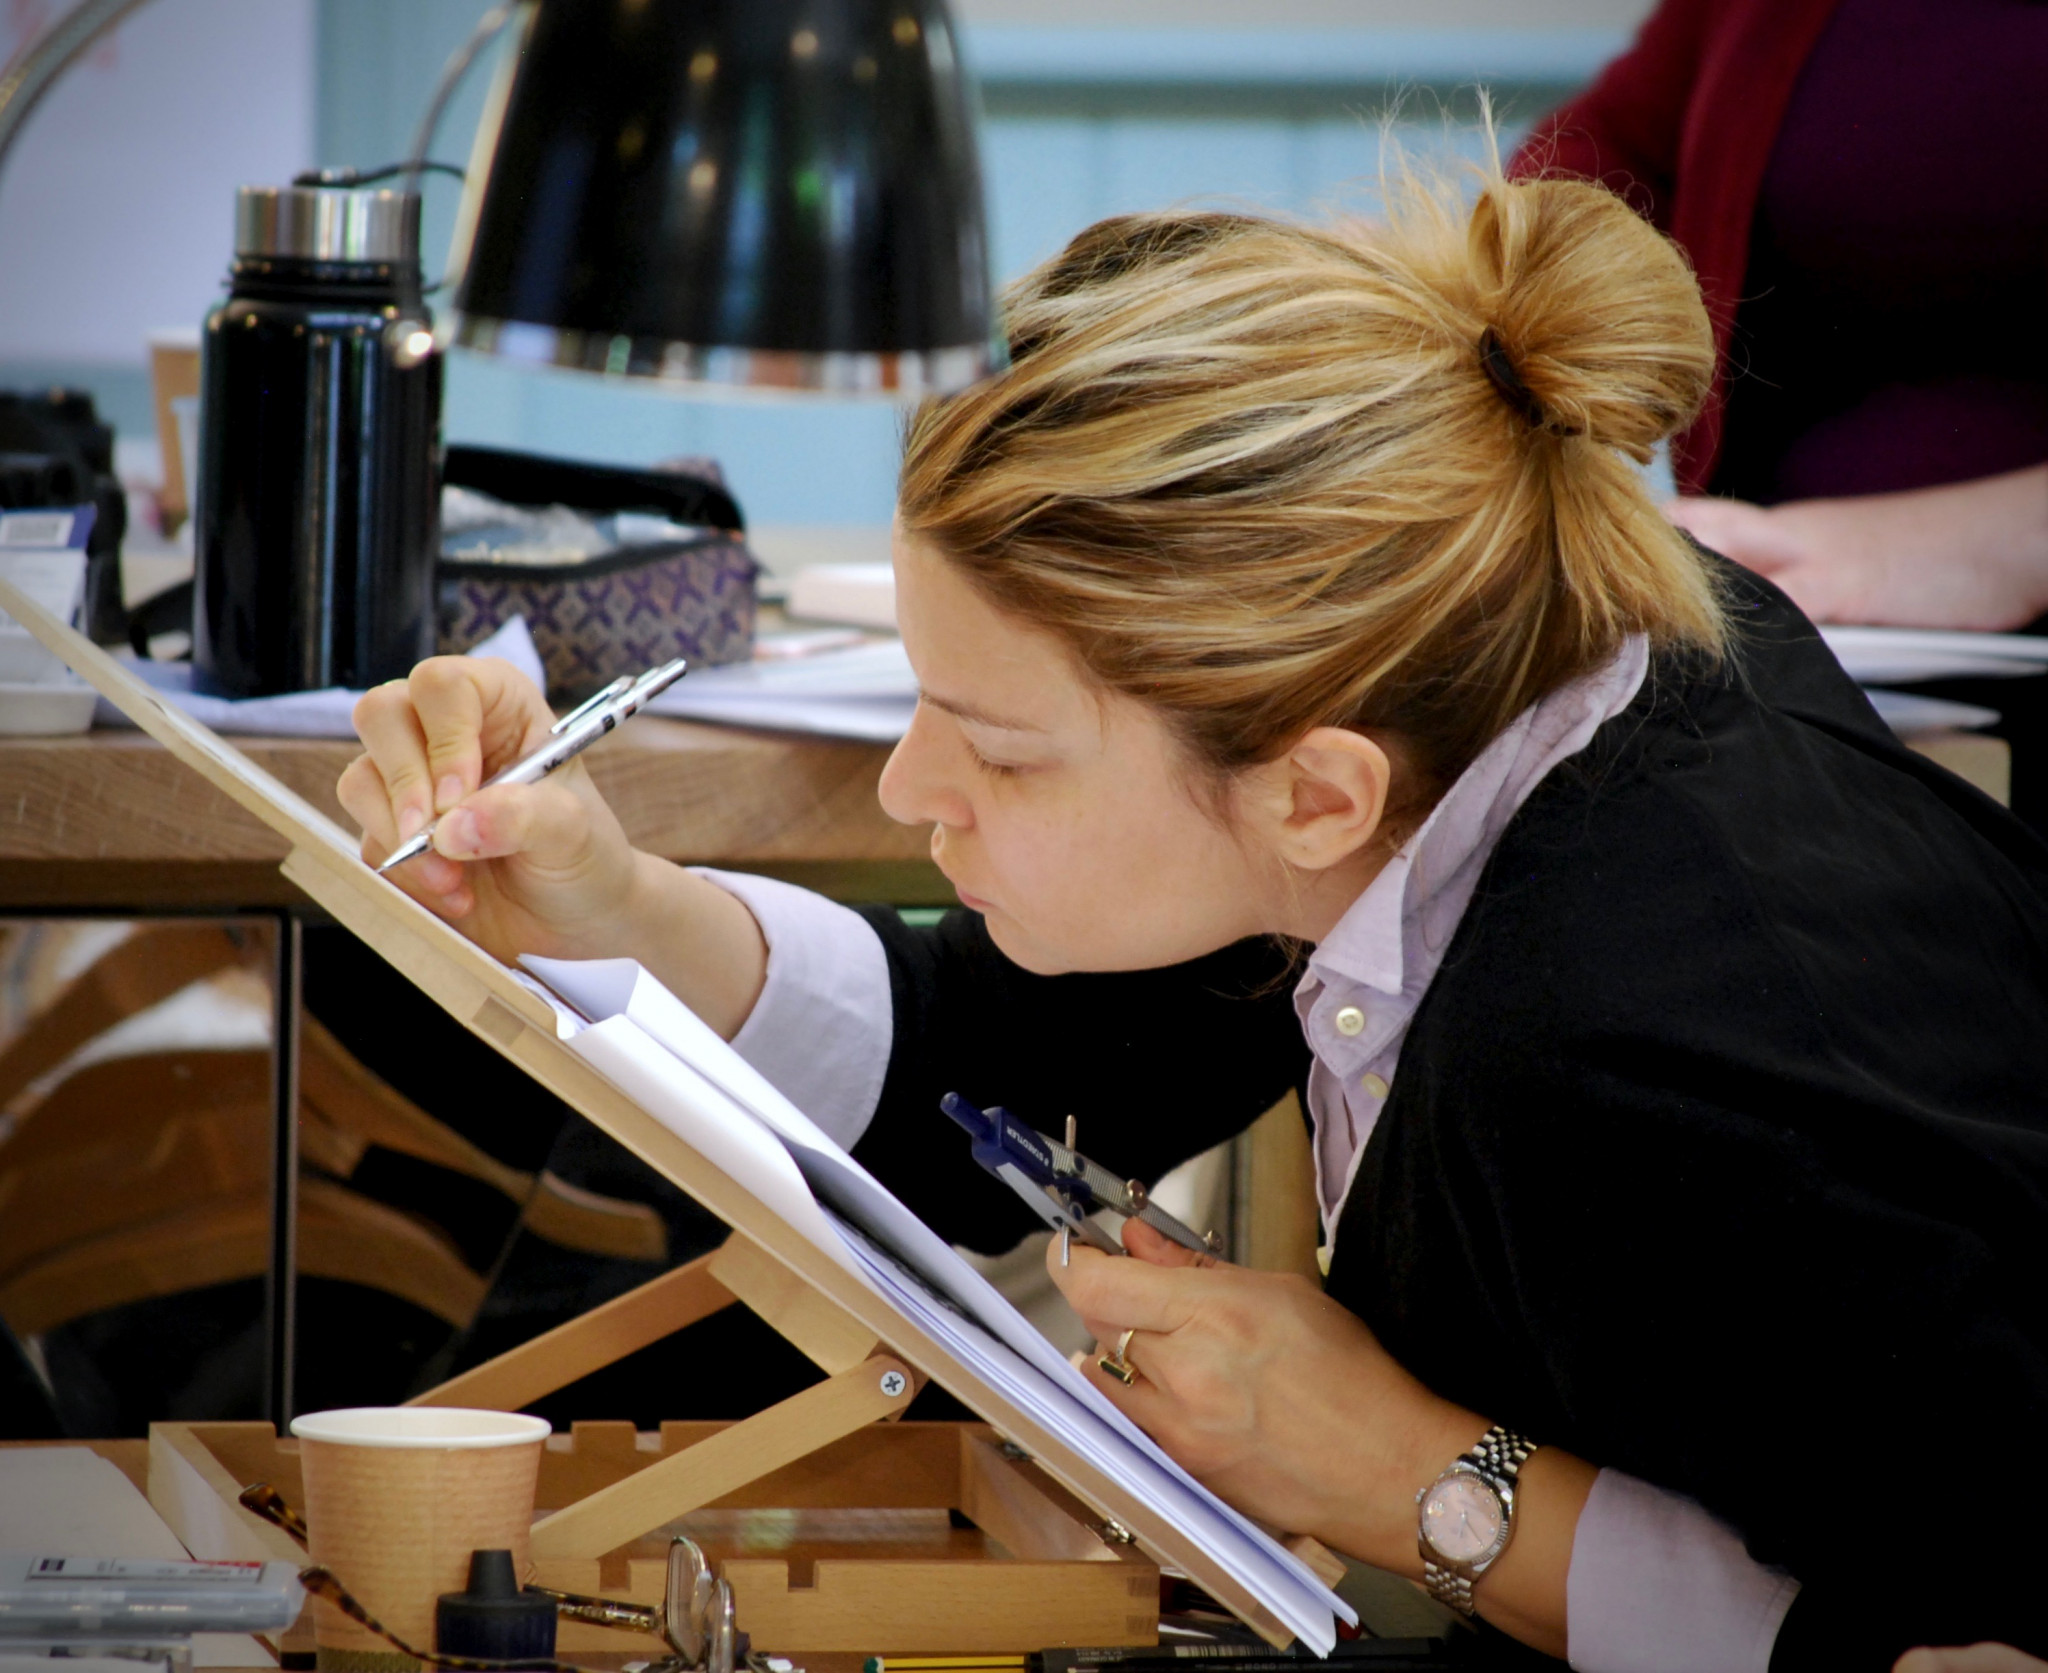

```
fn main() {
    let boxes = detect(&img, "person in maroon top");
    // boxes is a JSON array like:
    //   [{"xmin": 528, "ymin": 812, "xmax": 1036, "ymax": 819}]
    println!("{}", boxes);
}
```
[
  {"xmin": 1511, "ymin": 0, "xmax": 2048, "ymax": 631},
  {"xmin": 1517, "ymin": 4, "xmax": 2048, "ymax": 1666}
]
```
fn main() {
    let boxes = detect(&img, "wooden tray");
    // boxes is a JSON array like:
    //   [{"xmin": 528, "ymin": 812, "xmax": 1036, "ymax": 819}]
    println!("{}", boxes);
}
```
[{"xmin": 150, "ymin": 1418, "xmax": 1159, "ymax": 1653}]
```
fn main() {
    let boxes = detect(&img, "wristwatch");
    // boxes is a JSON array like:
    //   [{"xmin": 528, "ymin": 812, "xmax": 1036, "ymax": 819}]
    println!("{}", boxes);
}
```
[{"xmin": 1415, "ymin": 1424, "xmax": 1539, "ymax": 1616}]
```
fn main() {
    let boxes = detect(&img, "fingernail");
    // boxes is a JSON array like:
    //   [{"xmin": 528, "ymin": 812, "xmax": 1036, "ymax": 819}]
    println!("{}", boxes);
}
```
[
  {"xmin": 436, "ymin": 774, "xmax": 465, "ymax": 812},
  {"xmin": 397, "ymin": 804, "xmax": 426, "ymax": 841},
  {"xmin": 438, "ymin": 809, "xmax": 478, "ymax": 856}
]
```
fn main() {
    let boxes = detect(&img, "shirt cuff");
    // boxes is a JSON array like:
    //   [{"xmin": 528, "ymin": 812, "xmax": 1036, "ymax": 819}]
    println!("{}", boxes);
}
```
[
  {"xmin": 690, "ymin": 867, "xmax": 894, "ymax": 1153},
  {"xmin": 1566, "ymin": 1469, "xmax": 1800, "ymax": 1673}
]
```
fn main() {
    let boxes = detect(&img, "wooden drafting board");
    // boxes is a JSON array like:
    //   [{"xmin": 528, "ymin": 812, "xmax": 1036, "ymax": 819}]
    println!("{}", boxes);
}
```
[{"xmin": 0, "ymin": 575, "xmax": 1302, "ymax": 1646}]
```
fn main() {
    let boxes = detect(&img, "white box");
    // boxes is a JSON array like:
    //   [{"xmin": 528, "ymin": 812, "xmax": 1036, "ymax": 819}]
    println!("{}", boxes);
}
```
[{"xmin": 0, "ymin": 548, "xmax": 88, "ymax": 684}]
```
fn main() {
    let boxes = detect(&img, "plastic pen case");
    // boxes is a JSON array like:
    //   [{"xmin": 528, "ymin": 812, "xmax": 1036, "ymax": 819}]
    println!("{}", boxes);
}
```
[{"xmin": 0, "ymin": 1558, "xmax": 304, "ymax": 1637}]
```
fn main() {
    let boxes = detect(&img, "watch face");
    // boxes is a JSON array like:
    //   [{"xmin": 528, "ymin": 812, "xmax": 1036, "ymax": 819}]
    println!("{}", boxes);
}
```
[{"xmin": 1420, "ymin": 1472, "xmax": 1506, "ymax": 1566}]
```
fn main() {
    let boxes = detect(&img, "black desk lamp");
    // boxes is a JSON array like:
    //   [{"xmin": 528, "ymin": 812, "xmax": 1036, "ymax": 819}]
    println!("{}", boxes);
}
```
[{"xmin": 450, "ymin": 0, "xmax": 998, "ymax": 395}]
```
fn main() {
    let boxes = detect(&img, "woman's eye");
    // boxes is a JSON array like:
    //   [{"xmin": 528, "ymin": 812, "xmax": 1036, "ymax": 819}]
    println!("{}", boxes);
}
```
[{"xmin": 964, "ymin": 741, "xmax": 1022, "ymax": 778}]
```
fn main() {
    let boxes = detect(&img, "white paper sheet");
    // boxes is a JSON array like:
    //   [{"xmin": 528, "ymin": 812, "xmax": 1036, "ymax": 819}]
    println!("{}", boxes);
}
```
[
  {"xmin": 90, "ymin": 617, "xmax": 548, "ymax": 739},
  {"xmin": 1822, "ymin": 625, "xmax": 2048, "ymax": 686},
  {"xmin": 84, "ymin": 624, "xmax": 916, "ymax": 742},
  {"xmin": 1862, "ymin": 689, "xmax": 2001, "ymax": 735},
  {"xmin": 517, "ymin": 954, "xmax": 1351, "ymax": 1652},
  {"xmin": 564, "ymin": 1014, "xmax": 862, "ymax": 1281},
  {"xmin": 643, "ymin": 639, "xmax": 915, "ymax": 741}
]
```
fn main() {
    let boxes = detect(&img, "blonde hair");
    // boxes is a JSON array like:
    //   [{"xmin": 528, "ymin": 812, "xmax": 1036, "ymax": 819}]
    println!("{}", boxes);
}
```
[{"xmin": 899, "ymin": 157, "xmax": 1722, "ymax": 811}]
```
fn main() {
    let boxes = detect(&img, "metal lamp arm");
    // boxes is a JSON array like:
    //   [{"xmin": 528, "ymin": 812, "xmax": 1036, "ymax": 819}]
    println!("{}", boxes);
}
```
[
  {"xmin": 0, "ymin": 0, "xmax": 157, "ymax": 191},
  {"xmin": 388, "ymin": 1, "xmax": 521, "ymax": 366},
  {"xmin": 0, "ymin": 0, "xmax": 515, "ymax": 354}
]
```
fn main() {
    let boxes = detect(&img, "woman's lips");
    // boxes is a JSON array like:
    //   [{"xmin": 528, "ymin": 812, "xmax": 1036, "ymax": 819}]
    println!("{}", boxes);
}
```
[{"xmin": 932, "ymin": 843, "xmax": 994, "ymax": 913}]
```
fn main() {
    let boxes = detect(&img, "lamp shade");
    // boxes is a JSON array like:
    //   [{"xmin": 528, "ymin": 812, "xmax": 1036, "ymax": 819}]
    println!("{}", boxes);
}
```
[{"xmin": 450, "ymin": 0, "xmax": 996, "ymax": 395}]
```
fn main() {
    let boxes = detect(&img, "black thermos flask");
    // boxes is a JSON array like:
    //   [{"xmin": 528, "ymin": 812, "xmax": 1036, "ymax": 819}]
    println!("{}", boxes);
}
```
[{"xmin": 194, "ymin": 184, "xmax": 441, "ymax": 696}]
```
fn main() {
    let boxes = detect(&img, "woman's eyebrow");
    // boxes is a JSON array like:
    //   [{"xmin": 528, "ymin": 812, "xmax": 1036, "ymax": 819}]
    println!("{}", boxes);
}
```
[{"xmin": 919, "ymin": 690, "xmax": 1048, "ymax": 732}]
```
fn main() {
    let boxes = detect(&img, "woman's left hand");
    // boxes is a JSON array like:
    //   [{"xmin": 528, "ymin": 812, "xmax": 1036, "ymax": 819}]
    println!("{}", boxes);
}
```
[
  {"xmin": 1053, "ymin": 1223, "xmax": 1595, "ymax": 1659},
  {"xmin": 1046, "ymin": 1221, "xmax": 1474, "ymax": 1571}
]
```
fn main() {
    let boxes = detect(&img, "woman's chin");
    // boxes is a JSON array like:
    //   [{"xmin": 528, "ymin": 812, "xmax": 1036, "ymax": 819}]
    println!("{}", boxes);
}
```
[{"xmin": 976, "ymin": 908, "xmax": 1077, "ymax": 976}]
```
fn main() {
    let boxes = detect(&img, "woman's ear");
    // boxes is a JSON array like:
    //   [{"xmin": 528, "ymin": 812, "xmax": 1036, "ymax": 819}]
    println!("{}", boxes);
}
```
[{"xmin": 1240, "ymin": 727, "xmax": 1393, "ymax": 872}]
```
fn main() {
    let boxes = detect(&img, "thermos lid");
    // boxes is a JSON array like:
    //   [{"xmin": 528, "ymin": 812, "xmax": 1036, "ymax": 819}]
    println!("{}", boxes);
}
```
[{"xmin": 234, "ymin": 185, "xmax": 417, "ymax": 263}]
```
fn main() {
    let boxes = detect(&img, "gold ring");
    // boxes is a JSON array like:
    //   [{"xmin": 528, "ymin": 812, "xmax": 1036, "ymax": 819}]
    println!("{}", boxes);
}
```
[{"xmin": 1097, "ymin": 1328, "xmax": 1139, "ymax": 1386}]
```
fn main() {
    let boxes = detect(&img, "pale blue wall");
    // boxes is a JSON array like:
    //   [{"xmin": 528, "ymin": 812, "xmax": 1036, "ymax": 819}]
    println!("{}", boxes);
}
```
[{"xmin": 315, "ymin": 2, "xmax": 1598, "ymax": 526}]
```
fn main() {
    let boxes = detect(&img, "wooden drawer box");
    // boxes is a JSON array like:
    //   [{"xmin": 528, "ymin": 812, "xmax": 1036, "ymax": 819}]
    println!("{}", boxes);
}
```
[{"xmin": 149, "ymin": 1419, "xmax": 1159, "ymax": 1654}]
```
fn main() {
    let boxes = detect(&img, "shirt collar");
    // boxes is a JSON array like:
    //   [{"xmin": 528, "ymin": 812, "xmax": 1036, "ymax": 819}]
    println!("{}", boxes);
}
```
[{"xmin": 1301, "ymin": 636, "xmax": 1651, "ymax": 1011}]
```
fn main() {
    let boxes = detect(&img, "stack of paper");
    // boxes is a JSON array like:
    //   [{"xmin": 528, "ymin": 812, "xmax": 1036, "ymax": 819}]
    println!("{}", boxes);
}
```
[
  {"xmin": 516, "ymin": 954, "xmax": 1353, "ymax": 1655},
  {"xmin": 644, "ymin": 638, "xmax": 916, "ymax": 741},
  {"xmin": 1823, "ymin": 626, "xmax": 2048, "ymax": 686},
  {"xmin": 1817, "ymin": 625, "xmax": 2048, "ymax": 738}
]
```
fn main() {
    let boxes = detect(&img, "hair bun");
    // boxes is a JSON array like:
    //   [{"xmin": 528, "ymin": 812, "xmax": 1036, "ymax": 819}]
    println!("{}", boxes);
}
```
[{"xmin": 1465, "ymin": 177, "xmax": 1713, "ymax": 461}]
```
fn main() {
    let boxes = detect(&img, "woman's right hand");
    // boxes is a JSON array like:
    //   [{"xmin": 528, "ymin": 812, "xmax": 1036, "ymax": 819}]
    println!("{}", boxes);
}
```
[{"xmin": 337, "ymin": 655, "xmax": 646, "ymax": 966}]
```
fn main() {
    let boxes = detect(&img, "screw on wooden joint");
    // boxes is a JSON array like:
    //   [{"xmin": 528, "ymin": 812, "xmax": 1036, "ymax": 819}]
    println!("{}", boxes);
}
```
[
  {"xmin": 879, "ymin": 1368, "xmax": 908, "ymax": 1398},
  {"xmin": 1098, "ymin": 1518, "xmax": 1135, "ymax": 1545}
]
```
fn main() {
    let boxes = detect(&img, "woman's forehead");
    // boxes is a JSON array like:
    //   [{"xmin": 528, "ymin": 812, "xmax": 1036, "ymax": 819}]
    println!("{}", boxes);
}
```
[{"xmin": 893, "ymin": 531, "xmax": 1100, "ymax": 734}]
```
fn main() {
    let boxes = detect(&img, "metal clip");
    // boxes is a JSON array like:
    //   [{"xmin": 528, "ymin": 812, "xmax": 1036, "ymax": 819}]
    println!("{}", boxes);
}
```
[
  {"xmin": 1097, "ymin": 1517, "xmax": 1136, "ymax": 1545},
  {"xmin": 550, "ymin": 674, "xmax": 635, "ymax": 735},
  {"xmin": 1061, "ymin": 1117, "xmax": 1079, "ymax": 1265}
]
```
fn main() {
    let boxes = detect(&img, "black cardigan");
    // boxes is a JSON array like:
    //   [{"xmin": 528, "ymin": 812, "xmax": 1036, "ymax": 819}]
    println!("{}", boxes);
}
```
[{"xmin": 848, "ymin": 567, "xmax": 2048, "ymax": 1668}]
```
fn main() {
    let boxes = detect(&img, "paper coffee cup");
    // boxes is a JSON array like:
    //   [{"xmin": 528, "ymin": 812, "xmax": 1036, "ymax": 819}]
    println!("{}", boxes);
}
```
[{"xmin": 290, "ymin": 1406, "xmax": 550, "ymax": 1672}]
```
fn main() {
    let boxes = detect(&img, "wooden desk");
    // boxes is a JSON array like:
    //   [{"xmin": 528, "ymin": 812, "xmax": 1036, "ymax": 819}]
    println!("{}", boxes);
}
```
[
  {"xmin": 0, "ymin": 720, "xmax": 948, "ymax": 910},
  {"xmin": 0, "ymin": 707, "xmax": 2009, "ymax": 912}
]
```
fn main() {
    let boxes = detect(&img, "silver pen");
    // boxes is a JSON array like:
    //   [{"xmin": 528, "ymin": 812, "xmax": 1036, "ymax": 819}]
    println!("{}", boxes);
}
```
[{"xmin": 374, "ymin": 657, "xmax": 688, "ymax": 875}]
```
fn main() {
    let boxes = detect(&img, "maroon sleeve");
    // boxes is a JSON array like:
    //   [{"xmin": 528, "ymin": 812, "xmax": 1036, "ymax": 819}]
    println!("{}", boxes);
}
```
[{"xmin": 1506, "ymin": 0, "xmax": 1718, "ymax": 226}]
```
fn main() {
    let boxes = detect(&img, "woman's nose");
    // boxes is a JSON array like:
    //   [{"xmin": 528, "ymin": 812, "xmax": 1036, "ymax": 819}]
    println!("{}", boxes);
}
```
[{"xmin": 879, "ymin": 705, "xmax": 975, "ymax": 830}]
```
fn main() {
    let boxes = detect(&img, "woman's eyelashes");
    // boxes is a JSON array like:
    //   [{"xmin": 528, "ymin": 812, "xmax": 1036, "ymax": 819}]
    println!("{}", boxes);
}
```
[{"xmin": 963, "ymin": 739, "xmax": 1023, "ymax": 778}]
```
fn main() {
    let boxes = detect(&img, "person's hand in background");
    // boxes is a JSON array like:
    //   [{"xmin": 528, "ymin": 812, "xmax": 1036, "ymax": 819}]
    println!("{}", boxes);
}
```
[
  {"xmin": 1896, "ymin": 1646, "xmax": 2048, "ymax": 1672},
  {"xmin": 1666, "ymin": 463, "xmax": 2048, "ymax": 630}
]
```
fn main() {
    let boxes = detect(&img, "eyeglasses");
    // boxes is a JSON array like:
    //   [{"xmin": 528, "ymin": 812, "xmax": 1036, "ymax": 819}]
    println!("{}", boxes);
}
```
[{"xmin": 240, "ymin": 1482, "xmax": 776, "ymax": 1673}]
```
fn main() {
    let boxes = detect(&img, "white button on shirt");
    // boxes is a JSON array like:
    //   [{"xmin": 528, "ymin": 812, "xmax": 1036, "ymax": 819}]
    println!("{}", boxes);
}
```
[{"xmin": 693, "ymin": 633, "xmax": 1799, "ymax": 1672}]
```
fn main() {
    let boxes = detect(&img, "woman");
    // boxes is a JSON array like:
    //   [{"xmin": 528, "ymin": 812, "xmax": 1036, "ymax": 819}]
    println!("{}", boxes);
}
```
[{"xmin": 340, "ymin": 165, "xmax": 2048, "ymax": 1669}]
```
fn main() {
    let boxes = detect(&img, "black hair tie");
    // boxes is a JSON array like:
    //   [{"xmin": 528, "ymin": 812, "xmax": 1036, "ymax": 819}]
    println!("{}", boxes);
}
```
[{"xmin": 1478, "ymin": 327, "xmax": 1579, "ymax": 436}]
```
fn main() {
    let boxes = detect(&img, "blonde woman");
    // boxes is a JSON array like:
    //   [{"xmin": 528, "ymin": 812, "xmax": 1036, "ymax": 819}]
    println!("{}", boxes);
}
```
[{"xmin": 341, "ymin": 167, "xmax": 2048, "ymax": 1668}]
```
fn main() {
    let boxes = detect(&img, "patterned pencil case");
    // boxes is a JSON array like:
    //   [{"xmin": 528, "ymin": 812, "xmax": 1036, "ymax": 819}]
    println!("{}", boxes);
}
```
[{"xmin": 437, "ymin": 445, "xmax": 759, "ymax": 704}]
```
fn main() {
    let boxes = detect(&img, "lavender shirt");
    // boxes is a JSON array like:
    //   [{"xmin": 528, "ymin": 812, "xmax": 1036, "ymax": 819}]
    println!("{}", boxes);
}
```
[{"xmin": 695, "ymin": 647, "xmax": 1801, "ymax": 1667}]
